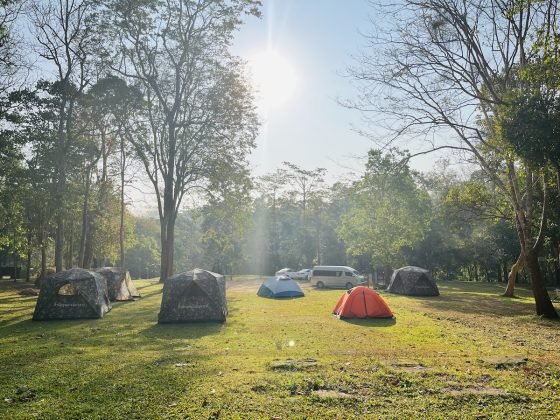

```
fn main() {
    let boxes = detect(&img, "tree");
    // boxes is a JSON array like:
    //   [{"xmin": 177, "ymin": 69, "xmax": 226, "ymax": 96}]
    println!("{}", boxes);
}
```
[
  {"xmin": 126, "ymin": 217, "xmax": 160, "ymax": 279},
  {"xmin": 281, "ymin": 163, "xmax": 326, "ymax": 267},
  {"xmin": 105, "ymin": 0, "xmax": 260, "ymax": 281},
  {"xmin": 0, "ymin": 0, "xmax": 25, "ymax": 94},
  {"xmin": 27, "ymin": 0, "xmax": 99, "ymax": 271},
  {"xmin": 348, "ymin": 0, "xmax": 559, "ymax": 317},
  {"xmin": 283, "ymin": 162, "xmax": 326, "ymax": 222},
  {"xmin": 257, "ymin": 170, "xmax": 287, "ymax": 271},
  {"xmin": 338, "ymin": 149, "xmax": 431, "ymax": 269},
  {"xmin": 199, "ymin": 163, "xmax": 253, "ymax": 274}
]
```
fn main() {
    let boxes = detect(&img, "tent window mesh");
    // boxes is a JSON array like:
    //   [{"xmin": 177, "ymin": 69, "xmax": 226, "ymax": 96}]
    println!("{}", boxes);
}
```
[{"xmin": 58, "ymin": 283, "xmax": 79, "ymax": 296}]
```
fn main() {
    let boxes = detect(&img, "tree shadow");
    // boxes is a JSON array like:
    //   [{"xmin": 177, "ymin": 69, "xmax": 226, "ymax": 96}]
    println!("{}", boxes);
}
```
[
  {"xmin": 140, "ymin": 321, "xmax": 224, "ymax": 342},
  {"xmin": 224, "ymin": 296, "xmax": 241, "ymax": 315},
  {"xmin": 0, "ymin": 295, "xmax": 37, "ymax": 306},
  {"xmin": 134, "ymin": 281, "xmax": 161, "ymax": 292},
  {"xmin": 416, "ymin": 290, "xmax": 539, "ymax": 318},
  {"xmin": 132, "ymin": 288, "xmax": 162, "ymax": 300}
]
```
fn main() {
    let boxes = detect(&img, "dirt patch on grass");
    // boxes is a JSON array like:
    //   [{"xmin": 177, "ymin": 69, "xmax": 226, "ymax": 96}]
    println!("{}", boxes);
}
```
[
  {"xmin": 226, "ymin": 279, "xmax": 263, "ymax": 292},
  {"xmin": 18, "ymin": 288, "xmax": 39, "ymax": 296},
  {"xmin": 312, "ymin": 390, "xmax": 356, "ymax": 399},
  {"xmin": 480, "ymin": 356, "xmax": 528, "ymax": 369},
  {"xmin": 269, "ymin": 359, "xmax": 319, "ymax": 371},
  {"xmin": 386, "ymin": 359, "xmax": 431, "ymax": 372},
  {"xmin": 443, "ymin": 385, "xmax": 508, "ymax": 397}
]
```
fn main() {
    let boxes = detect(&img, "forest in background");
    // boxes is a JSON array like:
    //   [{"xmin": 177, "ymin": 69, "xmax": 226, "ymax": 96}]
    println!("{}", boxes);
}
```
[{"xmin": 3, "ymin": 147, "xmax": 559, "ymax": 291}]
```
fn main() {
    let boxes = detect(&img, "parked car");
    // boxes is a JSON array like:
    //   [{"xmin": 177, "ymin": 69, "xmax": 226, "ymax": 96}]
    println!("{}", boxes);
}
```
[
  {"xmin": 310, "ymin": 265, "xmax": 367, "ymax": 289},
  {"xmin": 275, "ymin": 268, "xmax": 298, "ymax": 278},
  {"xmin": 293, "ymin": 269, "xmax": 311, "ymax": 280}
]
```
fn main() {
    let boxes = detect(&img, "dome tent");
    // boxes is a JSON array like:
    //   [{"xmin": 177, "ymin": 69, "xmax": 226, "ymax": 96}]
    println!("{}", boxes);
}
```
[
  {"xmin": 257, "ymin": 276, "xmax": 304, "ymax": 298},
  {"xmin": 332, "ymin": 286, "xmax": 393, "ymax": 319},
  {"xmin": 158, "ymin": 269, "xmax": 227, "ymax": 323},
  {"xmin": 33, "ymin": 268, "xmax": 112, "ymax": 320},
  {"xmin": 96, "ymin": 267, "xmax": 141, "ymax": 301},
  {"xmin": 387, "ymin": 266, "xmax": 439, "ymax": 296}
]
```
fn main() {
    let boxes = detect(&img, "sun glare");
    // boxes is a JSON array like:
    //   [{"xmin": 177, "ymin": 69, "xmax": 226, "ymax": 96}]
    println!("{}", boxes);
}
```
[{"xmin": 248, "ymin": 50, "xmax": 297, "ymax": 109}]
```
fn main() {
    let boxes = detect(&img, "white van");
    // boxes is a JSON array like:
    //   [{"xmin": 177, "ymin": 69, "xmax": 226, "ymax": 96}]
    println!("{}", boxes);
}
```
[{"xmin": 310, "ymin": 266, "xmax": 367, "ymax": 289}]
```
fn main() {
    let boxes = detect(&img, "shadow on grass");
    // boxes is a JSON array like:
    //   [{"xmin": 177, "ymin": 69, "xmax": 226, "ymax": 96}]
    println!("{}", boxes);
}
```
[
  {"xmin": 417, "ymin": 290, "xmax": 537, "ymax": 318},
  {"xmin": 0, "ymin": 295, "xmax": 37, "ymax": 306},
  {"xmin": 141, "ymin": 322, "xmax": 224, "ymax": 341},
  {"xmin": 224, "ymin": 297, "xmax": 241, "ymax": 315},
  {"xmin": 129, "ymin": 288, "xmax": 162, "ymax": 300},
  {"xmin": 135, "ymin": 281, "xmax": 161, "ymax": 291},
  {"xmin": 0, "ymin": 310, "xmax": 34, "ymax": 327},
  {"xmin": 338, "ymin": 317, "xmax": 397, "ymax": 327},
  {"xmin": 0, "ymin": 280, "xmax": 35, "ymax": 291}
]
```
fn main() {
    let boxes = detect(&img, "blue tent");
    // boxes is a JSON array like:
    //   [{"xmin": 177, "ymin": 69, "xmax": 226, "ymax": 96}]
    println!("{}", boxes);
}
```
[{"xmin": 257, "ymin": 276, "xmax": 304, "ymax": 298}]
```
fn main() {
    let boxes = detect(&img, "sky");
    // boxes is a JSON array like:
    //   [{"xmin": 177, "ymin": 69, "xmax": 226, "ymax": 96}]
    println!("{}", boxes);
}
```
[{"xmin": 231, "ymin": 0, "xmax": 375, "ymax": 181}]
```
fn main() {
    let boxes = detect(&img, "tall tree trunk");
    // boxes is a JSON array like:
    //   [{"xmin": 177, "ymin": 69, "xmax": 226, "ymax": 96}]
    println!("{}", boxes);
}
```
[
  {"xmin": 84, "ymin": 215, "xmax": 95, "ymax": 268},
  {"xmin": 36, "ymin": 228, "xmax": 47, "ymax": 287},
  {"xmin": 497, "ymin": 264, "xmax": 502, "ymax": 283},
  {"xmin": 119, "ymin": 139, "xmax": 125, "ymax": 270},
  {"xmin": 54, "ymin": 98, "xmax": 68, "ymax": 273},
  {"xmin": 504, "ymin": 253, "xmax": 524, "ymax": 297},
  {"xmin": 26, "ymin": 229, "xmax": 32, "ymax": 283},
  {"xmin": 525, "ymin": 250, "xmax": 558, "ymax": 318},
  {"xmin": 160, "ymin": 122, "xmax": 176, "ymax": 283},
  {"xmin": 66, "ymin": 219, "xmax": 74, "ymax": 269},
  {"xmin": 55, "ymin": 216, "xmax": 64, "ymax": 272},
  {"xmin": 159, "ymin": 215, "xmax": 169, "ymax": 282},
  {"xmin": 159, "ymin": 216, "xmax": 176, "ymax": 282},
  {"xmin": 78, "ymin": 169, "xmax": 92, "ymax": 267},
  {"xmin": 166, "ymin": 216, "xmax": 176, "ymax": 279}
]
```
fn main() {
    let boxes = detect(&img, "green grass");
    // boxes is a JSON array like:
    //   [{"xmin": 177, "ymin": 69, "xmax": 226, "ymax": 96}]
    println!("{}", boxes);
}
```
[{"xmin": 1, "ymin": 278, "xmax": 560, "ymax": 419}]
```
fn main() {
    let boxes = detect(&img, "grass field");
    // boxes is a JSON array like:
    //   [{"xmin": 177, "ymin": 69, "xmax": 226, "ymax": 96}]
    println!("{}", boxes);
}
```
[{"xmin": 1, "ymin": 277, "xmax": 560, "ymax": 419}]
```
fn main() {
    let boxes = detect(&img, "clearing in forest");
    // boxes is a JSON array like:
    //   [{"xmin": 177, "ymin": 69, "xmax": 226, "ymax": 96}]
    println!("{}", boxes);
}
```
[{"xmin": 0, "ymin": 278, "xmax": 559, "ymax": 419}]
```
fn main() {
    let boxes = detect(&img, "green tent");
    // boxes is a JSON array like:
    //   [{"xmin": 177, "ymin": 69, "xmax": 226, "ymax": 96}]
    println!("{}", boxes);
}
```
[
  {"xmin": 33, "ymin": 268, "xmax": 112, "ymax": 320},
  {"xmin": 387, "ymin": 266, "xmax": 439, "ymax": 296},
  {"xmin": 96, "ymin": 267, "xmax": 141, "ymax": 301},
  {"xmin": 158, "ymin": 269, "xmax": 227, "ymax": 323}
]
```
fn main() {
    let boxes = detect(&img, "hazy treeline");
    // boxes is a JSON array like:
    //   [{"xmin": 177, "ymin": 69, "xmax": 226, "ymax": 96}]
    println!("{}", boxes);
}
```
[{"xmin": 129, "ymin": 151, "xmax": 559, "ymax": 291}]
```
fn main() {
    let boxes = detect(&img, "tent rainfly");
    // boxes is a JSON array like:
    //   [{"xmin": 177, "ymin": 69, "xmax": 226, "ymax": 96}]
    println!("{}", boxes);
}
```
[
  {"xmin": 96, "ymin": 267, "xmax": 141, "ymax": 301},
  {"xmin": 32, "ymin": 268, "xmax": 112, "ymax": 320},
  {"xmin": 386, "ymin": 266, "xmax": 439, "ymax": 296},
  {"xmin": 158, "ymin": 269, "xmax": 228, "ymax": 323},
  {"xmin": 257, "ymin": 276, "xmax": 304, "ymax": 298},
  {"xmin": 332, "ymin": 286, "xmax": 393, "ymax": 319}
]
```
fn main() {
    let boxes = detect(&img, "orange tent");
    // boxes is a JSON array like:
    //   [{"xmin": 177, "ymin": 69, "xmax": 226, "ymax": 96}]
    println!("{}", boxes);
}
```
[{"xmin": 332, "ymin": 286, "xmax": 393, "ymax": 319}]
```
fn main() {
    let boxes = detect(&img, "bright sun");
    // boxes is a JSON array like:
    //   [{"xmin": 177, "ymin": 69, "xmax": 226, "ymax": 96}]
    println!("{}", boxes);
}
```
[{"xmin": 248, "ymin": 50, "xmax": 297, "ymax": 109}]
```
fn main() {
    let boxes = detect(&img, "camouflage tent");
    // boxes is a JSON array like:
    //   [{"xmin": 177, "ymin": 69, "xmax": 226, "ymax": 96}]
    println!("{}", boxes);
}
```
[
  {"xmin": 158, "ymin": 269, "xmax": 227, "ymax": 323},
  {"xmin": 96, "ymin": 267, "xmax": 141, "ymax": 301},
  {"xmin": 387, "ymin": 266, "xmax": 439, "ymax": 296},
  {"xmin": 33, "ymin": 268, "xmax": 112, "ymax": 320}
]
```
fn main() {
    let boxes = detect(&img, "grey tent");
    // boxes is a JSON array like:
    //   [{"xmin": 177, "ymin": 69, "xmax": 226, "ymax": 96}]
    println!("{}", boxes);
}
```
[
  {"xmin": 33, "ymin": 268, "xmax": 112, "ymax": 320},
  {"xmin": 158, "ymin": 269, "xmax": 227, "ymax": 323},
  {"xmin": 386, "ymin": 266, "xmax": 439, "ymax": 296},
  {"xmin": 96, "ymin": 267, "xmax": 140, "ymax": 301},
  {"xmin": 257, "ymin": 276, "xmax": 304, "ymax": 298}
]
